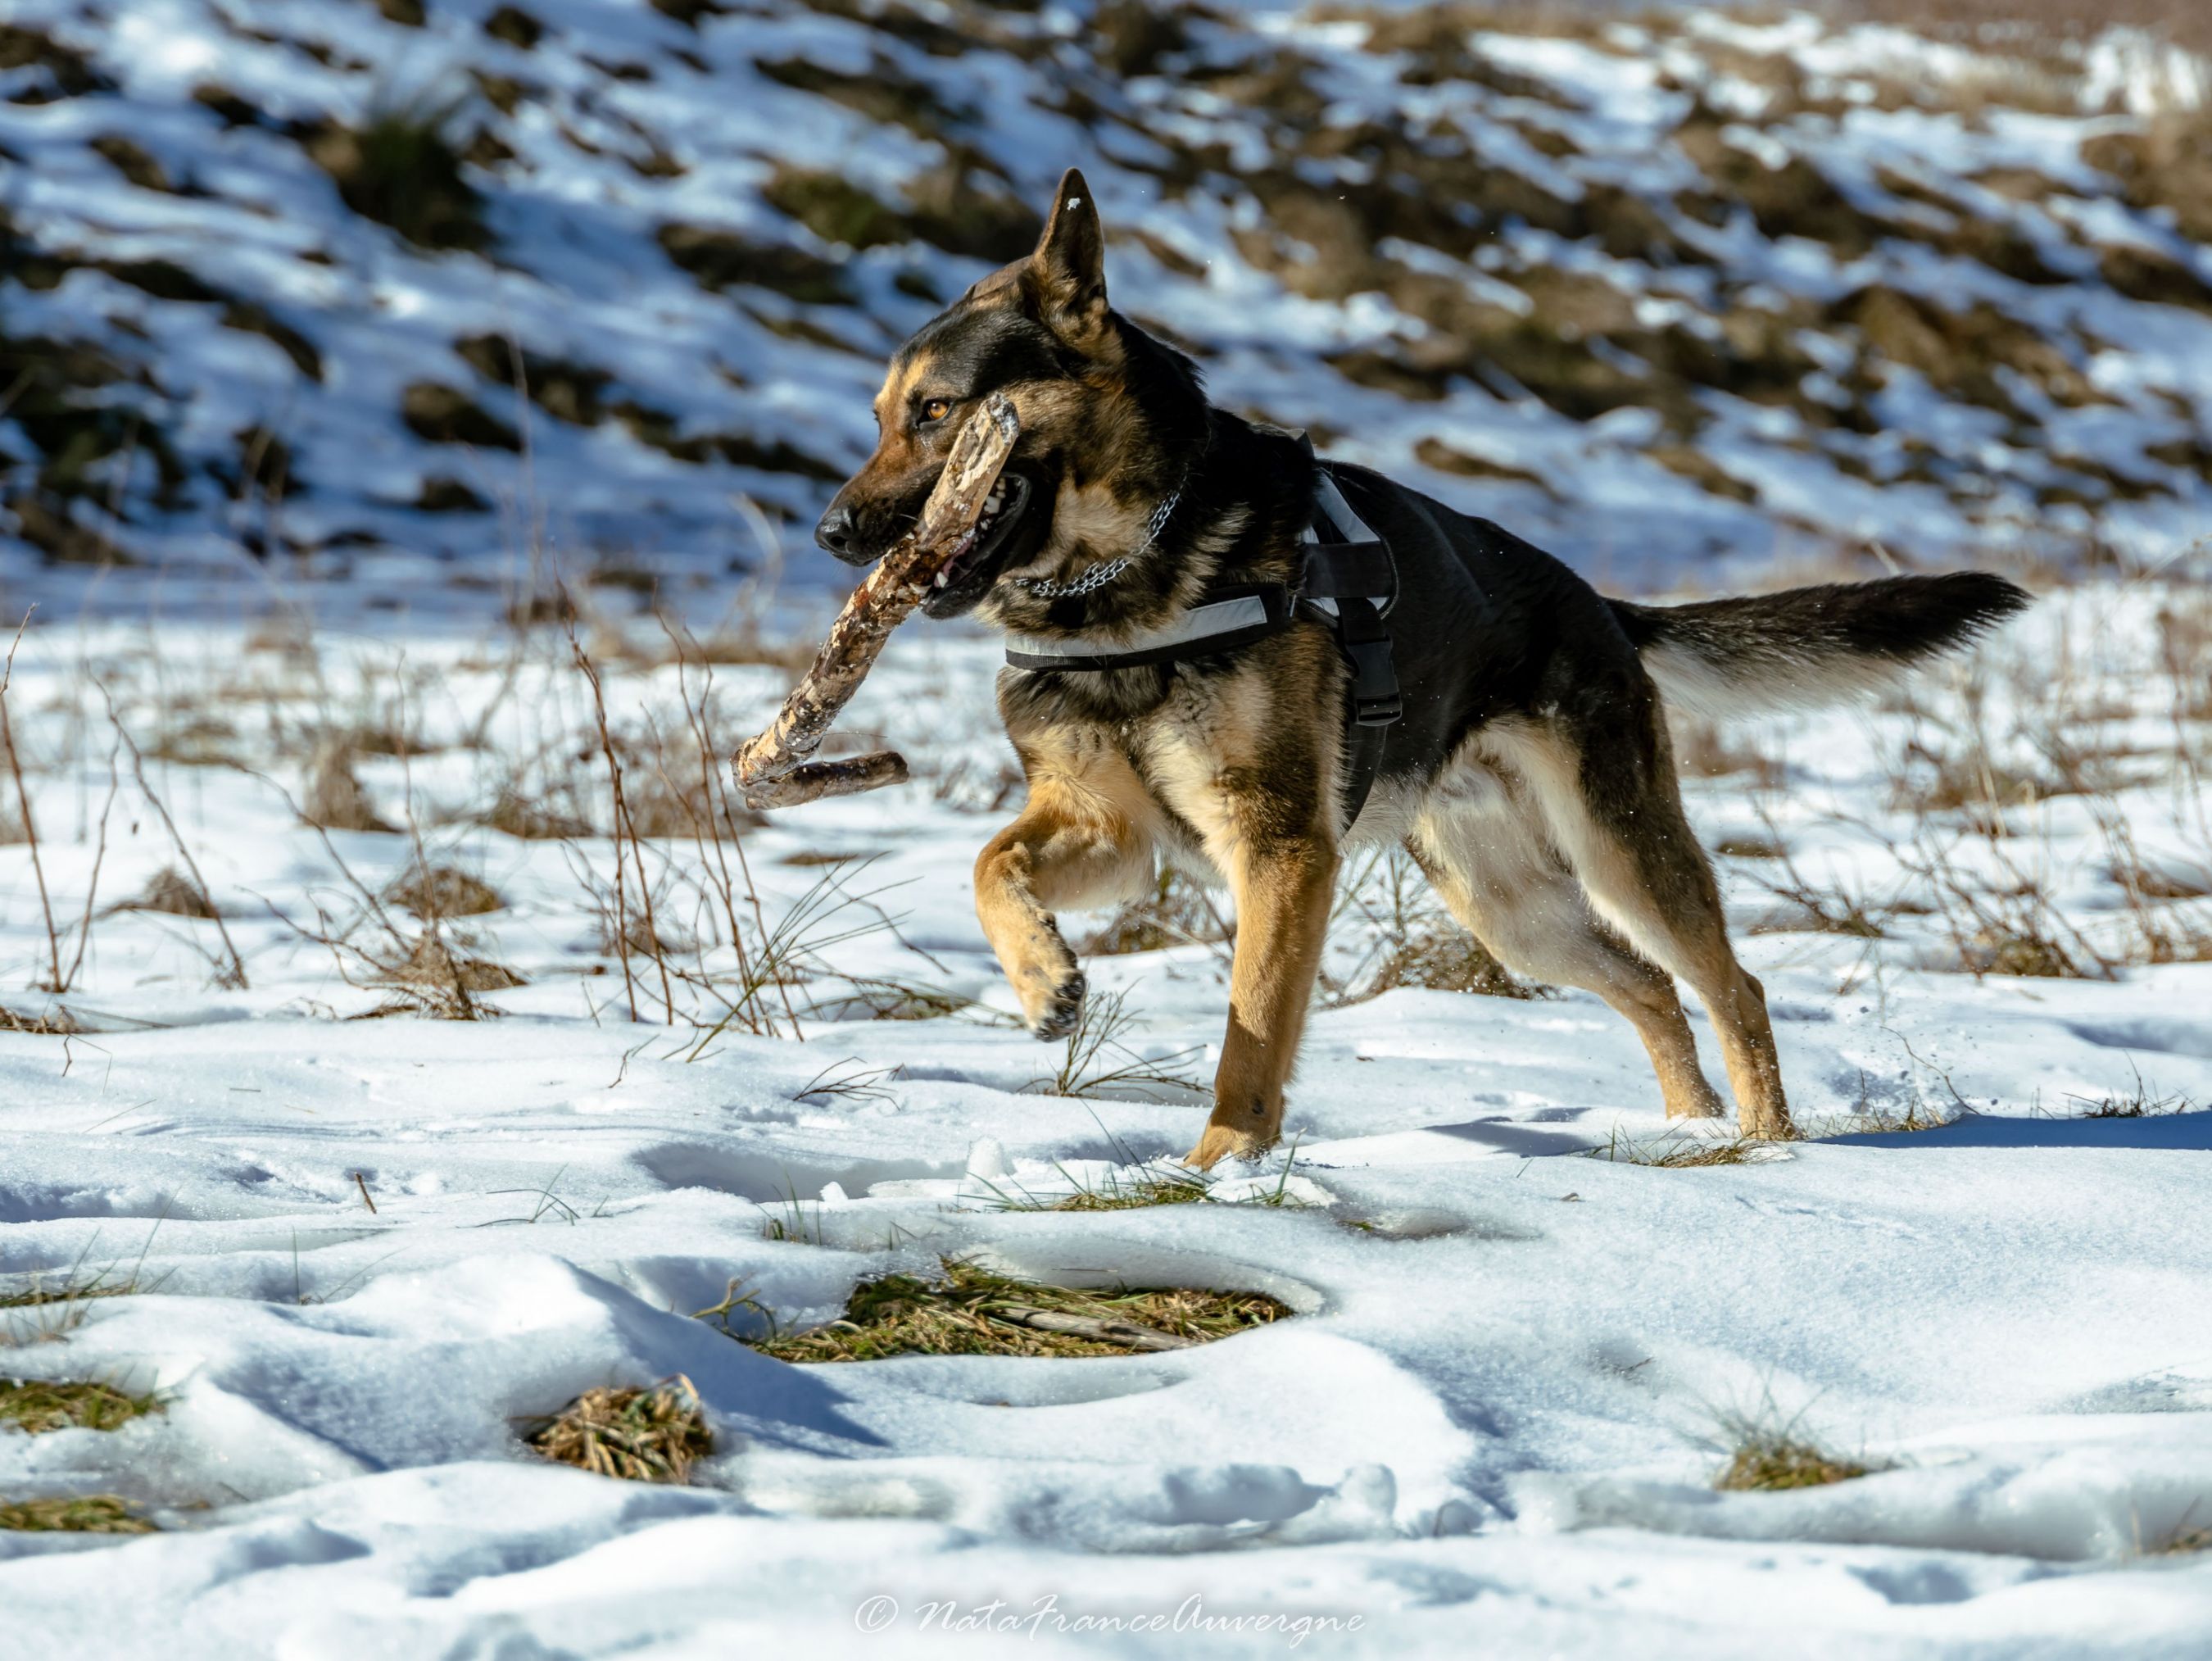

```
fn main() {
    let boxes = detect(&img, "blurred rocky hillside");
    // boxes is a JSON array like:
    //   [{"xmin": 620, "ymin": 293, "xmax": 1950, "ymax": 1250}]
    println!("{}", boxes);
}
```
[{"xmin": 4, "ymin": 0, "xmax": 2211, "ymax": 603}]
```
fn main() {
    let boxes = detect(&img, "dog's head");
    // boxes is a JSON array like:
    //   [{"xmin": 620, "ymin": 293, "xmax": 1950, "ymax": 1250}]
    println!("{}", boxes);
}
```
[{"xmin": 814, "ymin": 169, "xmax": 1206, "ymax": 620}]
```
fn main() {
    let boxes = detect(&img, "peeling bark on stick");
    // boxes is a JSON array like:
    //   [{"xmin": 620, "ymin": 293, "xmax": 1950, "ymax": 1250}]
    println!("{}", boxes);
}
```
[
  {"xmin": 733, "ymin": 394, "xmax": 1019, "ymax": 811},
  {"xmin": 985, "ymin": 1305, "xmax": 1195, "ymax": 1352}
]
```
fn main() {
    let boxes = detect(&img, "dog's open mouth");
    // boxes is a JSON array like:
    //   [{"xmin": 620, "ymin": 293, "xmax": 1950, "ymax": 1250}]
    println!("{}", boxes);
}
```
[
  {"xmin": 931, "ymin": 470, "xmax": 1032, "ymax": 592},
  {"xmin": 920, "ymin": 467, "xmax": 1045, "ymax": 616}
]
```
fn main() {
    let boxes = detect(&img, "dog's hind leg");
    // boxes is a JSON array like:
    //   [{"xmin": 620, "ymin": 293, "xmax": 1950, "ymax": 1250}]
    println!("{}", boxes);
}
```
[
  {"xmin": 1486, "ymin": 699, "xmax": 1796, "ymax": 1141},
  {"xmin": 1409, "ymin": 776, "xmax": 1725, "ymax": 1122},
  {"xmin": 975, "ymin": 738, "xmax": 1158, "ymax": 1040}
]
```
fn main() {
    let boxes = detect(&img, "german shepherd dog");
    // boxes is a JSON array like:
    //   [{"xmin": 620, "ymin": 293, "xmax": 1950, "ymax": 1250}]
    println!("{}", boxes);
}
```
[{"xmin": 817, "ymin": 170, "xmax": 2029, "ymax": 1168}]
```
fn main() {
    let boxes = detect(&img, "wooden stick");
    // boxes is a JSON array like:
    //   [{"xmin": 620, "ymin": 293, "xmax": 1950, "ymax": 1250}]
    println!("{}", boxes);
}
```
[
  {"xmin": 733, "ymin": 394, "xmax": 1020, "ymax": 810},
  {"xmin": 985, "ymin": 1304, "xmax": 1195, "ymax": 1352}
]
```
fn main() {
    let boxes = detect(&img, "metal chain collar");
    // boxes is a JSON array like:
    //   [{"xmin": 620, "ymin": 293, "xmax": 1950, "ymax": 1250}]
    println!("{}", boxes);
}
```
[{"xmin": 1013, "ymin": 481, "xmax": 1184, "ymax": 600}]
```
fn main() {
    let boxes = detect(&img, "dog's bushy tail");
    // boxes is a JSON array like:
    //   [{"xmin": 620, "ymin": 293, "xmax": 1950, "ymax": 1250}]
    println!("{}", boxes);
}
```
[{"xmin": 1610, "ymin": 572, "xmax": 2032, "ymax": 720}]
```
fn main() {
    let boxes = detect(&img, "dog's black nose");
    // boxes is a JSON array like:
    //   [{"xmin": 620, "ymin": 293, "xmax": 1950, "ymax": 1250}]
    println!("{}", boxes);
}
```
[{"xmin": 815, "ymin": 501, "xmax": 859, "ymax": 560}]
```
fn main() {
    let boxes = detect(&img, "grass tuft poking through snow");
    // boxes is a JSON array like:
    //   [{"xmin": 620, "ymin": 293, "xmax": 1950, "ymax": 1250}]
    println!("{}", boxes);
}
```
[
  {"xmin": 378, "ymin": 937, "xmax": 525, "ymax": 997},
  {"xmin": 976, "ymin": 1142, "xmax": 1317, "ymax": 1213},
  {"xmin": 968, "ymin": 1163, "xmax": 1213, "ymax": 1213},
  {"xmin": 384, "ymin": 865, "xmax": 503, "ymax": 919},
  {"xmin": 128, "ymin": 867, "xmax": 218, "ymax": 919},
  {"xmin": 1587, "ymin": 1128, "xmax": 1779, "ymax": 1167},
  {"xmin": 2065, "ymin": 1067, "xmax": 2200, "ymax": 1119},
  {"xmin": 1027, "ymin": 987, "xmax": 1204, "ymax": 1101},
  {"xmin": 2157, "ymin": 1522, "xmax": 2212, "ymax": 1555},
  {"xmin": 523, "ymin": 1377, "xmax": 712, "ymax": 1486},
  {"xmin": 1716, "ymin": 1432, "xmax": 1880, "ymax": 1493},
  {"xmin": 749, "ymin": 1259, "xmax": 1290, "ymax": 1362},
  {"xmin": 1043, "ymin": 1170, "xmax": 1213, "ymax": 1213},
  {"xmin": 0, "ymin": 1379, "xmax": 160, "ymax": 1436},
  {"xmin": 0, "ymin": 1005, "xmax": 84, "ymax": 1036},
  {"xmin": 1709, "ymin": 1396, "xmax": 1890, "ymax": 1493},
  {"xmin": 2, "ymin": 1282, "xmax": 134, "ymax": 1346},
  {"xmin": 0, "ymin": 1495, "xmax": 156, "ymax": 1534}
]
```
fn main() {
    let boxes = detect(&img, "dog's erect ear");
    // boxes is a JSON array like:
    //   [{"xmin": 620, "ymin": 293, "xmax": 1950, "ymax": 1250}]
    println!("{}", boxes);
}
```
[{"xmin": 1027, "ymin": 168, "xmax": 1107, "ymax": 340}]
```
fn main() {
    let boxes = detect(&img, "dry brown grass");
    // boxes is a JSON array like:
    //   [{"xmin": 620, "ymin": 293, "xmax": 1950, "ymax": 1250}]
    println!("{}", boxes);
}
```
[
  {"xmin": 375, "ymin": 936, "xmax": 524, "ymax": 996},
  {"xmin": 0, "ymin": 1378, "xmax": 160, "ymax": 1435},
  {"xmin": 0, "ymin": 1495, "xmax": 156, "ymax": 1533},
  {"xmin": 478, "ymin": 786, "xmax": 592, "ymax": 841},
  {"xmin": 302, "ymin": 734, "xmax": 392, "ymax": 833},
  {"xmin": 384, "ymin": 864, "xmax": 503, "ymax": 918},
  {"xmin": 1043, "ymin": 1172, "xmax": 1213, "ymax": 1212},
  {"xmin": 1747, "ymin": 846, "xmax": 1894, "ymax": 940},
  {"xmin": 524, "ymin": 1377, "xmax": 712, "ymax": 1484},
  {"xmin": 1081, "ymin": 866, "xmax": 1231, "ymax": 956},
  {"xmin": 750, "ymin": 1259, "xmax": 1290, "ymax": 1363},
  {"xmin": 1716, "ymin": 835, "xmax": 1790, "ymax": 860},
  {"xmin": 1889, "ymin": 737, "xmax": 2053, "ymax": 817},
  {"xmin": 966, "ymin": 1158, "xmax": 1218, "ymax": 1213},
  {"xmin": 1674, "ymin": 719, "xmax": 1786, "ymax": 787},
  {"xmin": 1717, "ymin": 1433, "xmax": 1877, "ymax": 1491},
  {"xmin": 1707, "ymin": 1394, "xmax": 1888, "ymax": 1491},
  {"xmin": 1589, "ymin": 1128, "xmax": 1774, "ymax": 1166},
  {"xmin": 128, "ymin": 865, "xmax": 218, "ymax": 919},
  {"xmin": 2065, "ymin": 1072, "xmax": 2197, "ymax": 1117},
  {"xmin": 0, "ymin": 1004, "xmax": 85, "ymax": 1035},
  {"xmin": 2112, "ymin": 860, "xmax": 2210, "ymax": 901},
  {"xmin": 803, "ymin": 977, "xmax": 975, "ymax": 1022}
]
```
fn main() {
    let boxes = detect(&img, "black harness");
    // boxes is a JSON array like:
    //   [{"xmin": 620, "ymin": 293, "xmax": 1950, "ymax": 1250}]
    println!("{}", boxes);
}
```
[{"xmin": 1001, "ymin": 455, "xmax": 1403, "ymax": 829}]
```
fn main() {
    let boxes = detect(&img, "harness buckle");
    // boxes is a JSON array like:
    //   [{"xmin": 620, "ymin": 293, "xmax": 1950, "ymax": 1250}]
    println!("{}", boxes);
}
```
[
  {"xmin": 1347, "ymin": 642, "xmax": 1401, "ymax": 725},
  {"xmin": 1335, "ymin": 597, "xmax": 1402, "ymax": 727}
]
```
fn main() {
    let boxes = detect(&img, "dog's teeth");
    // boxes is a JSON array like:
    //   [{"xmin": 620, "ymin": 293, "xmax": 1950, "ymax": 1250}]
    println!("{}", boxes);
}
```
[{"xmin": 935, "ymin": 570, "xmax": 948, "ymax": 588}]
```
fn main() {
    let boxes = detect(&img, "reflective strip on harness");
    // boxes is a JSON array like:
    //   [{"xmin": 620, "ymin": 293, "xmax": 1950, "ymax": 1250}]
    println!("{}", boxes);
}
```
[{"xmin": 1004, "ymin": 587, "xmax": 1292, "ymax": 671}]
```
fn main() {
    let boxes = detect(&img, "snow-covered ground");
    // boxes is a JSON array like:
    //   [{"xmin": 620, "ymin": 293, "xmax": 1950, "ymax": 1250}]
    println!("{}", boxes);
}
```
[
  {"xmin": 7, "ymin": 0, "xmax": 2212, "ymax": 1648},
  {"xmin": 2, "ymin": 581, "xmax": 2211, "ymax": 1654}
]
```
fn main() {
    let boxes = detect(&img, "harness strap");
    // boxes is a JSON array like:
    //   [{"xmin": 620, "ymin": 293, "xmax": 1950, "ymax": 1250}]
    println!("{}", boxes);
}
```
[
  {"xmin": 1301, "ymin": 460, "xmax": 1400, "ymax": 830},
  {"xmin": 1300, "ymin": 541, "xmax": 1393, "ymax": 599},
  {"xmin": 1004, "ymin": 583, "xmax": 1294, "ymax": 673},
  {"xmin": 1001, "ymin": 447, "xmax": 1402, "ymax": 836}
]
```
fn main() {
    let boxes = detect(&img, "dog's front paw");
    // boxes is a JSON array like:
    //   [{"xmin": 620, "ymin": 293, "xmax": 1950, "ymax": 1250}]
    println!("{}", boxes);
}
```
[
  {"xmin": 1183, "ymin": 1123, "xmax": 1271, "ymax": 1170},
  {"xmin": 1027, "ymin": 968, "xmax": 1086, "ymax": 1041}
]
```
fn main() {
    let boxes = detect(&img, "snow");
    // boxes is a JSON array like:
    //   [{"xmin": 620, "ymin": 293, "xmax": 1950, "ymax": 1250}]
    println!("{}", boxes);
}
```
[
  {"xmin": 6, "ymin": 0, "xmax": 2212, "ymax": 1649},
  {"xmin": 0, "ymin": 580, "xmax": 2210, "ymax": 1654}
]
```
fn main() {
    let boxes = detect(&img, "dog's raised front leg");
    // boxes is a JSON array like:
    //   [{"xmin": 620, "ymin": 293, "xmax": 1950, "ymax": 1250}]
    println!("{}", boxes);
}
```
[
  {"xmin": 974, "ymin": 767, "xmax": 1153, "ymax": 1040},
  {"xmin": 1186, "ymin": 833, "xmax": 1337, "ymax": 1169}
]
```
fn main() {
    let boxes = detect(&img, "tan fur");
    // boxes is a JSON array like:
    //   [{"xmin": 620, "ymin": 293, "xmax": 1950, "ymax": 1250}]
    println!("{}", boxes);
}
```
[
  {"xmin": 972, "ymin": 724, "xmax": 1159, "ymax": 1036},
  {"xmin": 1480, "ymin": 719, "xmax": 1791, "ymax": 1139},
  {"xmin": 976, "ymin": 635, "xmax": 1365, "ymax": 1167},
  {"xmin": 1408, "ymin": 747, "xmax": 1726, "ymax": 1123}
]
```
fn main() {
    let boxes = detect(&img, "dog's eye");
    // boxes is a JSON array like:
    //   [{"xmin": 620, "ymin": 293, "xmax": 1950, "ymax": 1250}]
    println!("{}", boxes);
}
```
[{"xmin": 918, "ymin": 397, "xmax": 952, "ymax": 424}]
